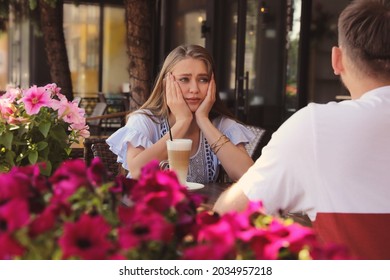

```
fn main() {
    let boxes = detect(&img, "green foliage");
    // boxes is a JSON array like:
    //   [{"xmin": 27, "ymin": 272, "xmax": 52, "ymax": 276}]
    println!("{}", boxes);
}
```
[{"xmin": 0, "ymin": 84, "xmax": 89, "ymax": 175}]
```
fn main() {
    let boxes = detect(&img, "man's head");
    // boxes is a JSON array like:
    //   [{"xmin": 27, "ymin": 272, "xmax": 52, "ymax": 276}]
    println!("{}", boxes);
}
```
[{"xmin": 337, "ymin": 0, "xmax": 390, "ymax": 81}]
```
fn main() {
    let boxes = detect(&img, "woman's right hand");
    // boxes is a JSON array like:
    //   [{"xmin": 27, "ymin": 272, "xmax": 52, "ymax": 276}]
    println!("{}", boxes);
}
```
[{"xmin": 165, "ymin": 73, "xmax": 193, "ymax": 122}]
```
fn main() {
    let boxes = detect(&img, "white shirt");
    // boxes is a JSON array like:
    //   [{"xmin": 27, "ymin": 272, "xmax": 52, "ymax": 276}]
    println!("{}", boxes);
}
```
[{"xmin": 237, "ymin": 86, "xmax": 390, "ymax": 221}]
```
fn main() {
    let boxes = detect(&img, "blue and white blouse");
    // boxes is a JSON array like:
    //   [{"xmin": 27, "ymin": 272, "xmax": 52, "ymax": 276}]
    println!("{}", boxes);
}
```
[{"xmin": 106, "ymin": 109, "xmax": 254, "ymax": 184}]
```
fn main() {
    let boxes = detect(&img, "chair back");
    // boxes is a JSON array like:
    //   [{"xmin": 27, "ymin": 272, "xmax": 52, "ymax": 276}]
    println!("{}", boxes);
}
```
[
  {"xmin": 217, "ymin": 125, "xmax": 266, "ymax": 183},
  {"xmin": 84, "ymin": 137, "xmax": 120, "ymax": 180},
  {"xmin": 88, "ymin": 102, "xmax": 108, "ymax": 126},
  {"xmin": 244, "ymin": 125, "xmax": 266, "ymax": 158}
]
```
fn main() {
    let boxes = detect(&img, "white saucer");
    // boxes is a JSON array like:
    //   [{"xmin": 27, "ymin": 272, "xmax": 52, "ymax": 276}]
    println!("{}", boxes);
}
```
[{"xmin": 186, "ymin": 182, "xmax": 205, "ymax": 190}]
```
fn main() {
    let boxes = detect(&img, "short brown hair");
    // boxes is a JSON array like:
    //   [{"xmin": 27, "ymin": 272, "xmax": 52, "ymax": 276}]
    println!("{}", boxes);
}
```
[{"xmin": 338, "ymin": 0, "xmax": 390, "ymax": 79}]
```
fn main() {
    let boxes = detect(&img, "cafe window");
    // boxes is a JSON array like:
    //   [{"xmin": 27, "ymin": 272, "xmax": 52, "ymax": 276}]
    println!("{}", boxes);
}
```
[{"xmin": 63, "ymin": 3, "xmax": 127, "ymax": 97}]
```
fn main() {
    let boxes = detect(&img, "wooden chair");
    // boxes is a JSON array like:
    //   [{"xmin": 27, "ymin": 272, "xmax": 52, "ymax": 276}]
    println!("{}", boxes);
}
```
[
  {"xmin": 84, "ymin": 137, "xmax": 122, "ymax": 181},
  {"xmin": 87, "ymin": 102, "xmax": 108, "ymax": 136}
]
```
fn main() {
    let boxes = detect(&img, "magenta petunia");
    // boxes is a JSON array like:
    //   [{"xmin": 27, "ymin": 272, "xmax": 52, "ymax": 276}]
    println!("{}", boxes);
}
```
[
  {"xmin": 58, "ymin": 214, "xmax": 112, "ymax": 260},
  {"xmin": 28, "ymin": 205, "xmax": 57, "ymax": 237},
  {"xmin": 118, "ymin": 204, "xmax": 174, "ymax": 250},
  {"xmin": 0, "ymin": 172, "xmax": 30, "ymax": 204},
  {"xmin": 244, "ymin": 229, "xmax": 275, "ymax": 259},
  {"xmin": 131, "ymin": 162, "xmax": 187, "ymax": 211},
  {"xmin": 266, "ymin": 219, "xmax": 317, "ymax": 255},
  {"xmin": 50, "ymin": 159, "xmax": 91, "ymax": 202},
  {"xmin": 87, "ymin": 157, "xmax": 107, "ymax": 186},
  {"xmin": 20, "ymin": 85, "xmax": 52, "ymax": 115},
  {"xmin": 0, "ymin": 234, "xmax": 25, "ymax": 260},
  {"xmin": 0, "ymin": 199, "xmax": 30, "ymax": 234}
]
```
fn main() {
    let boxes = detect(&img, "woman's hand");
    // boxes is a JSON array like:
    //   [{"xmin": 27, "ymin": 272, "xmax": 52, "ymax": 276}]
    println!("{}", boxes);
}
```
[
  {"xmin": 166, "ymin": 73, "xmax": 192, "ymax": 122},
  {"xmin": 195, "ymin": 74, "xmax": 216, "ymax": 122}
]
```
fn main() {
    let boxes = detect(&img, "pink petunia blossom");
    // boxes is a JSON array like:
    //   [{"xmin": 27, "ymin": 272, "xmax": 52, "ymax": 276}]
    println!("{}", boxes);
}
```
[
  {"xmin": 266, "ymin": 219, "xmax": 317, "ymax": 256},
  {"xmin": 72, "ymin": 124, "xmax": 90, "ymax": 138},
  {"xmin": 28, "ymin": 204, "xmax": 58, "ymax": 237},
  {"xmin": 118, "ymin": 204, "xmax": 174, "ymax": 250},
  {"xmin": 87, "ymin": 157, "xmax": 108, "ymax": 186},
  {"xmin": 19, "ymin": 85, "xmax": 52, "ymax": 115},
  {"xmin": 43, "ymin": 83, "xmax": 61, "ymax": 97},
  {"xmin": 0, "ymin": 234, "xmax": 25, "ymax": 260},
  {"xmin": 49, "ymin": 159, "xmax": 91, "ymax": 203},
  {"xmin": 58, "ymin": 214, "xmax": 113, "ymax": 260},
  {"xmin": 0, "ymin": 172, "xmax": 30, "ymax": 204},
  {"xmin": 0, "ymin": 199, "xmax": 30, "ymax": 234},
  {"xmin": 131, "ymin": 161, "xmax": 187, "ymax": 211},
  {"xmin": 52, "ymin": 93, "xmax": 86, "ymax": 126}
]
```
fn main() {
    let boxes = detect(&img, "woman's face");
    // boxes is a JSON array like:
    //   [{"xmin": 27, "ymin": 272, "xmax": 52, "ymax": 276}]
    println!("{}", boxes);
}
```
[{"xmin": 170, "ymin": 58, "xmax": 210, "ymax": 112}]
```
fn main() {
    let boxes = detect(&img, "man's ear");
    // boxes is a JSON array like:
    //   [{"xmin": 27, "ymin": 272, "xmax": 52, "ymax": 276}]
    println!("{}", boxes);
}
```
[{"xmin": 332, "ymin": 46, "xmax": 344, "ymax": 75}]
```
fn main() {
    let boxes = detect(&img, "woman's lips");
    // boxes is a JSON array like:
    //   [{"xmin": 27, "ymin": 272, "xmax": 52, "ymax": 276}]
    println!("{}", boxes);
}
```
[{"xmin": 186, "ymin": 98, "xmax": 201, "ymax": 104}]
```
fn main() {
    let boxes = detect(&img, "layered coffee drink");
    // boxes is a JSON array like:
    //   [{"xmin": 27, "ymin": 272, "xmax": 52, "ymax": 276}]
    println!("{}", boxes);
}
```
[{"xmin": 166, "ymin": 139, "xmax": 192, "ymax": 185}]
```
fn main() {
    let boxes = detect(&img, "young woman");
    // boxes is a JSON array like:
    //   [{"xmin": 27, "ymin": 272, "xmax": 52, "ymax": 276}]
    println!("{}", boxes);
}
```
[{"xmin": 106, "ymin": 44, "xmax": 254, "ymax": 184}]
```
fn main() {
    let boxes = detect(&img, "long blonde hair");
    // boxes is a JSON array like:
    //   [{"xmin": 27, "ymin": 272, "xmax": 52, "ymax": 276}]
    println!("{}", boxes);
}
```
[{"xmin": 139, "ymin": 44, "xmax": 235, "ymax": 120}]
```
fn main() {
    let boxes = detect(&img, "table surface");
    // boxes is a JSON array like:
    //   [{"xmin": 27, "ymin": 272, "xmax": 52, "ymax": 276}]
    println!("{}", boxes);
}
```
[{"xmin": 191, "ymin": 182, "xmax": 230, "ymax": 210}]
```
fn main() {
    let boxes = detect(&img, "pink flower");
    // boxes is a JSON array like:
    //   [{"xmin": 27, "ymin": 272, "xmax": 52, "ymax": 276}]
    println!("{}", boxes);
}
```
[
  {"xmin": 43, "ymin": 83, "xmax": 61, "ymax": 97},
  {"xmin": 0, "ymin": 199, "xmax": 30, "ymax": 234},
  {"xmin": 118, "ymin": 204, "xmax": 174, "ymax": 250},
  {"xmin": 0, "ymin": 172, "xmax": 30, "ymax": 204},
  {"xmin": 266, "ymin": 220, "xmax": 317, "ymax": 256},
  {"xmin": 50, "ymin": 159, "xmax": 91, "ymax": 202},
  {"xmin": 131, "ymin": 161, "xmax": 187, "ymax": 211},
  {"xmin": 197, "ymin": 219, "xmax": 237, "ymax": 248},
  {"xmin": 87, "ymin": 157, "xmax": 108, "ymax": 186},
  {"xmin": 244, "ymin": 229, "xmax": 275, "ymax": 259},
  {"xmin": 19, "ymin": 85, "xmax": 52, "ymax": 115},
  {"xmin": 52, "ymin": 93, "xmax": 86, "ymax": 126},
  {"xmin": 58, "ymin": 214, "xmax": 113, "ymax": 260},
  {"xmin": 0, "ymin": 234, "xmax": 25, "ymax": 260},
  {"xmin": 28, "ymin": 204, "xmax": 57, "ymax": 237},
  {"xmin": 73, "ymin": 125, "xmax": 90, "ymax": 138},
  {"xmin": 2, "ymin": 87, "xmax": 21, "ymax": 102}
]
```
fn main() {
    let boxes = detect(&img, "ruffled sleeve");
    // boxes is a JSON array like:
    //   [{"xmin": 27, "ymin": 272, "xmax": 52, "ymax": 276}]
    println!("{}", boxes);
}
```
[
  {"xmin": 105, "ymin": 110, "xmax": 161, "ymax": 173},
  {"xmin": 215, "ymin": 117, "xmax": 256, "ymax": 145}
]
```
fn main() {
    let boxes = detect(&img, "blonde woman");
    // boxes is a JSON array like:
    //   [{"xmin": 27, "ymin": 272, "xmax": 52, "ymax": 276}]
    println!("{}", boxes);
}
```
[{"xmin": 106, "ymin": 44, "xmax": 254, "ymax": 184}]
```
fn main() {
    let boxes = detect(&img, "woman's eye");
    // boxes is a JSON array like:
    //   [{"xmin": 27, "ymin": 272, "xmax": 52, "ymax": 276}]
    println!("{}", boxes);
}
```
[
  {"xmin": 199, "ymin": 78, "xmax": 209, "ymax": 83},
  {"xmin": 178, "ymin": 77, "xmax": 189, "ymax": 83}
]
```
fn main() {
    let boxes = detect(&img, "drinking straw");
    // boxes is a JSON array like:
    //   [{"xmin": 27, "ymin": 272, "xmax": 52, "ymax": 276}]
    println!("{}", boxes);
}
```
[{"xmin": 166, "ymin": 118, "xmax": 173, "ymax": 141}]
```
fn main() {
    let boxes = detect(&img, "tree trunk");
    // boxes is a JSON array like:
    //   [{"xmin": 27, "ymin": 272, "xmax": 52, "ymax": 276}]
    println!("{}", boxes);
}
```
[
  {"xmin": 124, "ymin": 0, "xmax": 154, "ymax": 110},
  {"xmin": 38, "ymin": 0, "xmax": 73, "ymax": 100}
]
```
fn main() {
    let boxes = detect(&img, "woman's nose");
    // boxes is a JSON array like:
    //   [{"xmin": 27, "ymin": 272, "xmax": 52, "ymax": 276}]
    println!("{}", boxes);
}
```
[{"xmin": 189, "ymin": 80, "xmax": 200, "ymax": 93}]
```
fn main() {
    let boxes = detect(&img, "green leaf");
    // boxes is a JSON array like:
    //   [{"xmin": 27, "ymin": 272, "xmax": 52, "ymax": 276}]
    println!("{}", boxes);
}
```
[
  {"xmin": 50, "ymin": 124, "xmax": 68, "ymax": 143},
  {"xmin": 37, "ymin": 141, "xmax": 48, "ymax": 151},
  {"xmin": 0, "ymin": 131, "xmax": 14, "ymax": 150},
  {"xmin": 5, "ymin": 150, "xmax": 15, "ymax": 166},
  {"xmin": 40, "ymin": 161, "xmax": 52, "ymax": 176},
  {"xmin": 39, "ymin": 122, "xmax": 51, "ymax": 138},
  {"xmin": 28, "ymin": 150, "xmax": 38, "ymax": 164}
]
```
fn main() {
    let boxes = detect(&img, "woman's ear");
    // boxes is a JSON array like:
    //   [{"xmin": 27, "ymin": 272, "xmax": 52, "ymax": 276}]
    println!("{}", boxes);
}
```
[{"xmin": 332, "ymin": 46, "xmax": 344, "ymax": 75}]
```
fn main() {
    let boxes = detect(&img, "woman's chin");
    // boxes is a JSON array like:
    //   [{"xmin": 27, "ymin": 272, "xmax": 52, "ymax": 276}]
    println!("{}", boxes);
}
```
[{"xmin": 187, "ymin": 104, "xmax": 200, "ymax": 112}]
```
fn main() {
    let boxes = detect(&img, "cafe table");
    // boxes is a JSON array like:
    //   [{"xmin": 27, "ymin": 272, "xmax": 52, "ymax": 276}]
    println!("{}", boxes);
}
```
[{"xmin": 191, "ymin": 182, "xmax": 230, "ymax": 211}]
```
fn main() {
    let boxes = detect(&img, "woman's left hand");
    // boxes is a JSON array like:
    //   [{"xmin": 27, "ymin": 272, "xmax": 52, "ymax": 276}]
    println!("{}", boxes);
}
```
[{"xmin": 195, "ymin": 74, "xmax": 216, "ymax": 122}]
